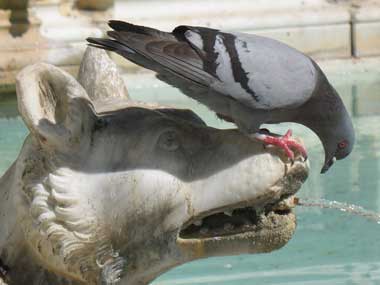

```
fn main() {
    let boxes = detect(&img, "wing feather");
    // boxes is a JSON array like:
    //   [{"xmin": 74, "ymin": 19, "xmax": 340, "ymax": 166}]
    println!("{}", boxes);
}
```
[{"xmin": 88, "ymin": 21, "xmax": 318, "ymax": 113}]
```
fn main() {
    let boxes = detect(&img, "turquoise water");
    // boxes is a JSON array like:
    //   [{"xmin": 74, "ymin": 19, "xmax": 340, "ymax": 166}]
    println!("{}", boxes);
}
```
[{"xmin": 1, "ymin": 70, "xmax": 380, "ymax": 284}]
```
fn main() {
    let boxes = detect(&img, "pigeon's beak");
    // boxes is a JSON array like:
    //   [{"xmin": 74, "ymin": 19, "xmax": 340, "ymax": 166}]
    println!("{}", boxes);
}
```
[{"xmin": 321, "ymin": 156, "xmax": 336, "ymax": 174}]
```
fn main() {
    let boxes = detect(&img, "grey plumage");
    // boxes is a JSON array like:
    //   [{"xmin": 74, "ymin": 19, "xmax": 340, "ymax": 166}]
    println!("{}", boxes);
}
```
[{"xmin": 87, "ymin": 20, "xmax": 355, "ymax": 173}]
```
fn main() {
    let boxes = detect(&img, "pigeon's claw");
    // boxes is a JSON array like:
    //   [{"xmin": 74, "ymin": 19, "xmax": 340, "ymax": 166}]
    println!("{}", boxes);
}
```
[
  {"xmin": 285, "ymin": 139, "xmax": 308, "ymax": 161},
  {"xmin": 252, "ymin": 129, "xmax": 307, "ymax": 162}
]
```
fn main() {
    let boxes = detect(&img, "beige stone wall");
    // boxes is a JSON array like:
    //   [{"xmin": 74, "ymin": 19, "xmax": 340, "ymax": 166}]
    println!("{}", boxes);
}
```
[
  {"xmin": 30, "ymin": 0, "xmax": 60, "ymax": 4},
  {"xmin": 0, "ymin": 0, "xmax": 107, "ymax": 93},
  {"xmin": 30, "ymin": 0, "xmax": 115, "ymax": 10},
  {"xmin": 352, "ymin": 2, "xmax": 380, "ymax": 56},
  {"xmin": 76, "ymin": 0, "xmax": 114, "ymax": 10},
  {"xmin": 0, "ymin": 0, "xmax": 28, "ymax": 9},
  {"xmin": 0, "ymin": 0, "xmax": 380, "ymax": 93}
]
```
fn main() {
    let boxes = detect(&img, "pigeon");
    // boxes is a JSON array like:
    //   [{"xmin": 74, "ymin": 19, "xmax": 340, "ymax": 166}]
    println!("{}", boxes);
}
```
[{"xmin": 87, "ymin": 21, "xmax": 355, "ymax": 173}]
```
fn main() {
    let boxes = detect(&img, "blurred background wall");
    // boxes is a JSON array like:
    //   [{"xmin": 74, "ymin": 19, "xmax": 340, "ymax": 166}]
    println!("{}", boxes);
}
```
[{"xmin": 0, "ymin": 0, "xmax": 379, "ymax": 93}]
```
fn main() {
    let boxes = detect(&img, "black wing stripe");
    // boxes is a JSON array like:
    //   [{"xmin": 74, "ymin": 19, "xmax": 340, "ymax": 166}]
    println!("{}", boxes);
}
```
[
  {"xmin": 221, "ymin": 33, "xmax": 259, "ymax": 102},
  {"xmin": 199, "ymin": 29, "xmax": 220, "ymax": 79},
  {"xmin": 175, "ymin": 26, "xmax": 220, "ymax": 80}
]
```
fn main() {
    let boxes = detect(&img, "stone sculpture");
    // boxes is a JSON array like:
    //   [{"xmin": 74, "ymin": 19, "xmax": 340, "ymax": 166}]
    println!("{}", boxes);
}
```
[{"xmin": 0, "ymin": 48, "xmax": 308, "ymax": 285}]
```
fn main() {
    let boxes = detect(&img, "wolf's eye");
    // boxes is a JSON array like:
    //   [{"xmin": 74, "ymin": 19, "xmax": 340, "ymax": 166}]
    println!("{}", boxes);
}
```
[
  {"xmin": 158, "ymin": 130, "xmax": 180, "ymax": 151},
  {"xmin": 338, "ymin": 140, "xmax": 348, "ymax": 149}
]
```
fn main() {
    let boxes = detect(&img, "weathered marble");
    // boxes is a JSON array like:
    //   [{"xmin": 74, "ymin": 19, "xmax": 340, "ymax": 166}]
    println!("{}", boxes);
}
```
[
  {"xmin": 78, "ymin": 47, "xmax": 129, "ymax": 103},
  {"xmin": 0, "ymin": 48, "xmax": 308, "ymax": 285}
]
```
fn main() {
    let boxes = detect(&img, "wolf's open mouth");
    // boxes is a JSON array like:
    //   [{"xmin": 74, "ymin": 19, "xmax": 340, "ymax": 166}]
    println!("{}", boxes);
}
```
[{"xmin": 179, "ymin": 199, "xmax": 293, "ymax": 239}]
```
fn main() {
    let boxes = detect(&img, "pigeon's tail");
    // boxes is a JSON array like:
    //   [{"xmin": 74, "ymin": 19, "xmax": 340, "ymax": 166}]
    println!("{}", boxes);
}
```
[
  {"xmin": 87, "ymin": 21, "xmax": 166, "ymax": 73},
  {"xmin": 87, "ymin": 21, "xmax": 214, "ymax": 90},
  {"xmin": 87, "ymin": 37, "xmax": 122, "ymax": 52}
]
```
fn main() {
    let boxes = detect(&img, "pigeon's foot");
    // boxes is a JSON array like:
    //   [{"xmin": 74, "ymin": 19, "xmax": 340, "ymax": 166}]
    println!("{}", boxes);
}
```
[{"xmin": 252, "ymin": 130, "xmax": 308, "ymax": 162}]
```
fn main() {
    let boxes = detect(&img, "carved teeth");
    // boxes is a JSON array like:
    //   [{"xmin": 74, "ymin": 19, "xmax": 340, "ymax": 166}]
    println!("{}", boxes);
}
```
[
  {"xmin": 193, "ymin": 220, "xmax": 202, "ymax": 226},
  {"xmin": 224, "ymin": 223, "xmax": 234, "ymax": 231},
  {"xmin": 224, "ymin": 210, "xmax": 233, "ymax": 216},
  {"xmin": 200, "ymin": 227, "xmax": 208, "ymax": 234}
]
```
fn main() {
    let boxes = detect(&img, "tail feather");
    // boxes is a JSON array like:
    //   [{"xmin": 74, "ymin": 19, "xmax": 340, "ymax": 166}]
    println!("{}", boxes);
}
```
[
  {"xmin": 108, "ymin": 20, "xmax": 169, "ymax": 38},
  {"xmin": 87, "ymin": 20, "xmax": 215, "ymax": 93},
  {"xmin": 87, "ymin": 37, "xmax": 134, "ymax": 54},
  {"xmin": 106, "ymin": 30, "xmax": 147, "ymax": 51},
  {"xmin": 87, "ymin": 36, "xmax": 158, "ymax": 72}
]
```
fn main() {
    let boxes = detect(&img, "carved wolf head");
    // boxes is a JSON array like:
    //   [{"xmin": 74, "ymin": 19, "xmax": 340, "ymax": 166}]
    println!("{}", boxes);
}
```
[{"xmin": 1, "ymin": 49, "xmax": 308, "ymax": 285}]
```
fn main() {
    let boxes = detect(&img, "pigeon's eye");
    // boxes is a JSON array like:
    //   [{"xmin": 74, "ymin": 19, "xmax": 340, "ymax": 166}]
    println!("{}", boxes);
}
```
[{"xmin": 338, "ymin": 140, "xmax": 348, "ymax": 149}]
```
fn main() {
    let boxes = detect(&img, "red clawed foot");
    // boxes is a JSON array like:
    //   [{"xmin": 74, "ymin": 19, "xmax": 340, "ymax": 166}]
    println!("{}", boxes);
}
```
[{"xmin": 252, "ymin": 129, "xmax": 308, "ymax": 162}]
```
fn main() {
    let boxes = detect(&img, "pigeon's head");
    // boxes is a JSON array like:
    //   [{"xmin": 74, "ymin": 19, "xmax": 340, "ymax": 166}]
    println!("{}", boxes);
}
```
[
  {"xmin": 321, "ymin": 134, "xmax": 354, "ymax": 174},
  {"xmin": 320, "ymin": 88, "xmax": 355, "ymax": 174}
]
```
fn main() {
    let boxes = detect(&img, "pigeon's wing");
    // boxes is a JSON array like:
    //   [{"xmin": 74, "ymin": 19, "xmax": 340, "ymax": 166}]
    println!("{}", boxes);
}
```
[
  {"xmin": 179, "ymin": 28, "xmax": 318, "ymax": 110},
  {"xmin": 88, "ymin": 22, "xmax": 317, "ymax": 111},
  {"xmin": 87, "ymin": 21, "xmax": 237, "ymax": 117},
  {"xmin": 213, "ymin": 31, "xmax": 318, "ymax": 109},
  {"xmin": 87, "ymin": 21, "xmax": 217, "ymax": 91}
]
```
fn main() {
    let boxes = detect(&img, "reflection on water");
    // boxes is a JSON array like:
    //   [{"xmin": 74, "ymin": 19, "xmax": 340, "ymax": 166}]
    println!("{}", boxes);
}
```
[
  {"xmin": 0, "ymin": 93, "xmax": 28, "ymax": 171},
  {"xmin": 0, "ymin": 70, "xmax": 379, "ymax": 284},
  {"xmin": 154, "ymin": 262, "xmax": 380, "ymax": 285}
]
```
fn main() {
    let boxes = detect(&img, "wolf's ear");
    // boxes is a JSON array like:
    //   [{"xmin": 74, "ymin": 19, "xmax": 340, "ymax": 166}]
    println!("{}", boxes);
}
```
[{"xmin": 16, "ymin": 63, "xmax": 96, "ymax": 148}]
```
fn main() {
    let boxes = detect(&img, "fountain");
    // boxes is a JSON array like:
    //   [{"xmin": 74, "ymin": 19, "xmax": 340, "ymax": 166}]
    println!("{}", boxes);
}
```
[{"xmin": 296, "ymin": 198, "xmax": 380, "ymax": 224}]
